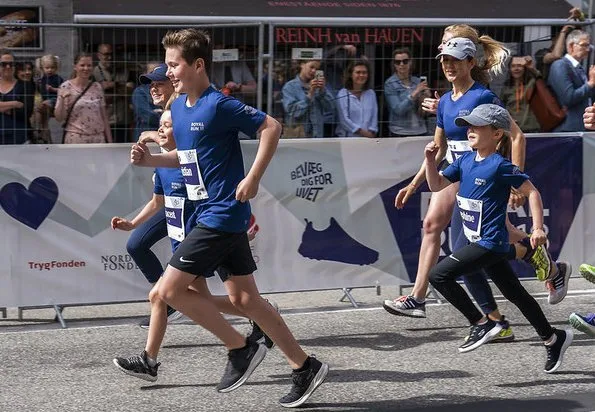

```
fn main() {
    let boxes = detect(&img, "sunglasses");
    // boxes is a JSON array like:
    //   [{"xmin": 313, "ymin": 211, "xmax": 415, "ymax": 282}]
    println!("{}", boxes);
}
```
[
  {"xmin": 0, "ymin": 62, "xmax": 14, "ymax": 68},
  {"xmin": 394, "ymin": 59, "xmax": 410, "ymax": 65}
]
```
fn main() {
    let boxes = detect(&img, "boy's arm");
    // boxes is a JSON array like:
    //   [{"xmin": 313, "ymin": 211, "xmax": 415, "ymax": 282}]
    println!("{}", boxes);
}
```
[
  {"xmin": 236, "ymin": 115, "xmax": 281, "ymax": 202},
  {"xmin": 131, "ymin": 143, "xmax": 180, "ymax": 168}
]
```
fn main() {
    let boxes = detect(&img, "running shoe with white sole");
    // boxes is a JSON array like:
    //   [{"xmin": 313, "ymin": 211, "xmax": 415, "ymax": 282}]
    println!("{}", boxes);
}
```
[
  {"xmin": 382, "ymin": 295, "xmax": 426, "ymax": 318},
  {"xmin": 546, "ymin": 262, "xmax": 572, "ymax": 305},
  {"xmin": 544, "ymin": 328, "xmax": 573, "ymax": 373},
  {"xmin": 569, "ymin": 312, "xmax": 595, "ymax": 337},
  {"xmin": 459, "ymin": 319, "xmax": 503, "ymax": 353}
]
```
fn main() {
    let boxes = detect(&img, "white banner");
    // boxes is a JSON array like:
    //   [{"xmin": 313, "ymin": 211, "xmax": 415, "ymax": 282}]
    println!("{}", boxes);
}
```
[{"xmin": 0, "ymin": 138, "xmax": 431, "ymax": 307}]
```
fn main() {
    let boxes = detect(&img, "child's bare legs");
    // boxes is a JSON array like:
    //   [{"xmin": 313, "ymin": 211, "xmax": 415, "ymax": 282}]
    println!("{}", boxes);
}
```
[
  {"xmin": 145, "ymin": 279, "xmax": 168, "ymax": 360},
  {"xmin": 224, "ymin": 274, "xmax": 308, "ymax": 369},
  {"xmin": 157, "ymin": 265, "xmax": 246, "ymax": 350}
]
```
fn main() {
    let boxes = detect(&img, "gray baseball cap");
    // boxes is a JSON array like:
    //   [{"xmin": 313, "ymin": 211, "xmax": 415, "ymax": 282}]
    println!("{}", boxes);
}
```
[
  {"xmin": 455, "ymin": 104, "xmax": 511, "ymax": 131},
  {"xmin": 436, "ymin": 37, "xmax": 477, "ymax": 60}
]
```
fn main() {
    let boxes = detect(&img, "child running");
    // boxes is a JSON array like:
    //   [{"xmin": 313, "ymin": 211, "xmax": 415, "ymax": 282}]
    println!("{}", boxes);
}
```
[
  {"xmin": 425, "ymin": 103, "xmax": 572, "ymax": 373},
  {"xmin": 130, "ymin": 29, "xmax": 327, "ymax": 407},
  {"xmin": 112, "ymin": 110, "xmax": 276, "ymax": 382}
]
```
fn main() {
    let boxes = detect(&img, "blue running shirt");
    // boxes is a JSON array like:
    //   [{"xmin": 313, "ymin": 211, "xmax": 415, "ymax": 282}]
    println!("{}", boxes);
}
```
[
  {"xmin": 437, "ymin": 83, "xmax": 503, "ymax": 162},
  {"xmin": 441, "ymin": 152, "xmax": 529, "ymax": 253},
  {"xmin": 154, "ymin": 167, "xmax": 199, "ymax": 251},
  {"xmin": 171, "ymin": 86, "xmax": 266, "ymax": 233}
]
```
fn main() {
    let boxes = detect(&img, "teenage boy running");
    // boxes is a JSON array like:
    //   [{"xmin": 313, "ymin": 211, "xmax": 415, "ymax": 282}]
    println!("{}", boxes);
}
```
[{"xmin": 130, "ymin": 29, "xmax": 328, "ymax": 408}]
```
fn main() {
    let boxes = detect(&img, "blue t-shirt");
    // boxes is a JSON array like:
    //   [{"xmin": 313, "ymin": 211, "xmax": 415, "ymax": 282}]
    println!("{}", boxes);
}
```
[
  {"xmin": 154, "ymin": 167, "xmax": 199, "ymax": 251},
  {"xmin": 39, "ymin": 74, "xmax": 64, "ymax": 101},
  {"xmin": 442, "ymin": 151, "xmax": 529, "ymax": 253},
  {"xmin": 171, "ymin": 86, "xmax": 266, "ymax": 233},
  {"xmin": 437, "ymin": 83, "xmax": 503, "ymax": 142}
]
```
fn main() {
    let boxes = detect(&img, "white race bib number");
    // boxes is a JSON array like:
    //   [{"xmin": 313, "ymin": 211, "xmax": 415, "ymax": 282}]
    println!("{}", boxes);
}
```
[
  {"xmin": 446, "ymin": 140, "xmax": 472, "ymax": 163},
  {"xmin": 164, "ymin": 195, "xmax": 185, "ymax": 242},
  {"xmin": 177, "ymin": 149, "xmax": 209, "ymax": 201},
  {"xmin": 456, "ymin": 194, "xmax": 483, "ymax": 243}
]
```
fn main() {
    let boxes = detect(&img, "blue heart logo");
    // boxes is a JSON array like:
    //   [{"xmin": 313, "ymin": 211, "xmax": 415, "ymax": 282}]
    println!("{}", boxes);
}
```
[{"xmin": 0, "ymin": 177, "xmax": 59, "ymax": 230}]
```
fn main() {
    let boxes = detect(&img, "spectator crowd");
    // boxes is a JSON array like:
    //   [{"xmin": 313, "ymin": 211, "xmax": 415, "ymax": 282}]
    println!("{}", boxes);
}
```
[{"xmin": 1, "ymin": 16, "xmax": 594, "ymax": 145}]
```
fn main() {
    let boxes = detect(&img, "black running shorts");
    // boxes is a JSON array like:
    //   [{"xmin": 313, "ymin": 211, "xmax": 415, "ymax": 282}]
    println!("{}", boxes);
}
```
[{"xmin": 170, "ymin": 223, "xmax": 256, "ymax": 278}]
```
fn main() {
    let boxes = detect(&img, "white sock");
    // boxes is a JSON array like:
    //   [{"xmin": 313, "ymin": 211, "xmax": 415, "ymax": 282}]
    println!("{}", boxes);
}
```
[{"xmin": 545, "ymin": 333, "xmax": 558, "ymax": 346}]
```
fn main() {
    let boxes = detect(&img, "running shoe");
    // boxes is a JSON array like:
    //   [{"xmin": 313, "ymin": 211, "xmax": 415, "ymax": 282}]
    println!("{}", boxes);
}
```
[
  {"xmin": 216, "ymin": 341, "xmax": 267, "ymax": 393},
  {"xmin": 382, "ymin": 295, "xmax": 426, "ymax": 318},
  {"xmin": 544, "ymin": 328, "xmax": 573, "ymax": 373},
  {"xmin": 491, "ymin": 316, "xmax": 515, "ymax": 343},
  {"xmin": 569, "ymin": 312, "xmax": 595, "ymax": 337},
  {"xmin": 113, "ymin": 350, "xmax": 159, "ymax": 382},
  {"xmin": 579, "ymin": 263, "xmax": 595, "ymax": 284},
  {"xmin": 247, "ymin": 299, "xmax": 280, "ymax": 349},
  {"xmin": 459, "ymin": 319, "xmax": 503, "ymax": 353},
  {"xmin": 528, "ymin": 242, "xmax": 555, "ymax": 281},
  {"xmin": 546, "ymin": 262, "xmax": 572, "ymax": 305},
  {"xmin": 279, "ymin": 356, "xmax": 329, "ymax": 408}
]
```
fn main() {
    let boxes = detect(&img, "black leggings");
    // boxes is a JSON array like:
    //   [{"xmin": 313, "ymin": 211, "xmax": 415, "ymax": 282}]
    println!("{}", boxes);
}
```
[{"xmin": 429, "ymin": 243, "xmax": 553, "ymax": 340}]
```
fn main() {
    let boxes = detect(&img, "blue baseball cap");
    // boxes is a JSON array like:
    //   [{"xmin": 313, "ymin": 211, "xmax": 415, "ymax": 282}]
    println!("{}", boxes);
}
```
[
  {"xmin": 455, "ymin": 104, "xmax": 511, "ymax": 131},
  {"xmin": 139, "ymin": 63, "xmax": 168, "ymax": 84}
]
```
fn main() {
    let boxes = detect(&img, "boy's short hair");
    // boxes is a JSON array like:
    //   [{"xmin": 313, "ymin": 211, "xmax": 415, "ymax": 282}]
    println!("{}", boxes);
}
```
[{"xmin": 162, "ymin": 29, "xmax": 213, "ymax": 74}]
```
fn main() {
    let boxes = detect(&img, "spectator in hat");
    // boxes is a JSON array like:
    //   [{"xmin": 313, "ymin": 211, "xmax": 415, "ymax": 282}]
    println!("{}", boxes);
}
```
[{"xmin": 132, "ymin": 62, "xmax": 164, "ymax": 140}]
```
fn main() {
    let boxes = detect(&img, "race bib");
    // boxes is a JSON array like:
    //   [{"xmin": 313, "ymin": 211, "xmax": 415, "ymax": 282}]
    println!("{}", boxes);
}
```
[
  {"xmin": 446, "ymin": 140, "xmax": 472, "ymax": 163},
  {"xmin": 164, "ymin": 195, "xmax": 185, "ymax": 242},
  {"xmin": 456, "ymin": 194, "xmax": 483, "ymax": 243},
  {"xmin": 177, "ymin": 149, "xmax": 209, "ymax": 201}
]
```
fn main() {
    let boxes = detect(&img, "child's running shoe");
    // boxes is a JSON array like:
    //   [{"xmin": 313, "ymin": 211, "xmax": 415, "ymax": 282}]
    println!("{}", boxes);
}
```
[{"xmin": 569, "ymin": 312, "xmax": 595, "ymax": 337}]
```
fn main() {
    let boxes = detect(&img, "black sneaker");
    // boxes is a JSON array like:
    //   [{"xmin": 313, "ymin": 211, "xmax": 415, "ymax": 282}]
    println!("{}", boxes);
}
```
[
  {"xmin": 279, "ymin": 356, "xmax": 329, "ymax": 408},
  {"xmin": 544, "ymin": 328, "xmax": 573, "ymax": 373},
  {"xmin": 216, "ymin": 341, "xmax": 267, "ymax": 393},
  {"xmin": 112, "ymin": 350, "xmax": 159, "ymax": 382},
  {"xmin": 139, "ymin": 306, "xmax": 183, "ymax": 329},
  {"xmin": 246, "ymin": 300, "xmax": 279, "ymax": 349},
  {"xmin": 458, "ymin": 319, "xmax": 503, "ymax": 353}
]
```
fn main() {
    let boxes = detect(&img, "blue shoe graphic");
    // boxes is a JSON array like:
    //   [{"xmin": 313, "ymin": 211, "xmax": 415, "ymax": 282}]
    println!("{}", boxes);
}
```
[{"xmin": 298, "ymin": 218, "xmax": 379, "ymax": 265}]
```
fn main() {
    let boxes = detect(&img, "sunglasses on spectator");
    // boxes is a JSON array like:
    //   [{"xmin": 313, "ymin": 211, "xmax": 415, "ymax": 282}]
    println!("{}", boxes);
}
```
[
  {"xmin": 394, "ymin": 59, "xmax": 410, "ymax": 65},
  {"xmin": 0, "ymin": 62, "xmax": 14, "ymax": 68}
]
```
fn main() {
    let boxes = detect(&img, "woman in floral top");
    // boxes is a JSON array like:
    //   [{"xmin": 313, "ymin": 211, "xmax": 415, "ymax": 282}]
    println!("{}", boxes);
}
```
[{"xmin": 55, "ymin": 53, "xmax": 112, "ymax": 143}]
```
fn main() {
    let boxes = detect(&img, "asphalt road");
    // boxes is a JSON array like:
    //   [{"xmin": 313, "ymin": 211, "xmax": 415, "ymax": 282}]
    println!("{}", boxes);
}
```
[{"xmin": 2, "ymin": 282, "xmax": 595, "ymax": 412}]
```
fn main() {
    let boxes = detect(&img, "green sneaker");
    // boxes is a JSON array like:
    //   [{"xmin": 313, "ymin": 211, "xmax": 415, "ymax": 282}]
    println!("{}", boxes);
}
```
[
  {"xmin": 492, "ymin": 325, "xmax": 515, "ymax": 343},
  {"xmin": 579, "ymin": 263, "xmax": 595, "ymax": 285},
  {"xmin": 529, "ymin": 243, "xmax": 554, "ymax": 281}
]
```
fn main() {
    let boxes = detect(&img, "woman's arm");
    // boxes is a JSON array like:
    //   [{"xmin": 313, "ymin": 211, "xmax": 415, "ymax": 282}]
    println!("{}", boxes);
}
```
[
  {"xmin": 281, "ymin": 81, "xmax": 311, "ymax": 121},
  {"xmin": 336, "ymin": 90, "xmax": 360, "ymax": 135},
  {"xmin": 394, "ymin": 127, "xmax": 447, "ymax": 208}
]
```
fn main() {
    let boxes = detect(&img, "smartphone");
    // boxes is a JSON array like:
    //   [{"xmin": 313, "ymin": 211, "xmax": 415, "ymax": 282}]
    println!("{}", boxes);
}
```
[
  {"xmin": 420, "ymin": 75, "xmax": 427, "ymax": 83},
  {"xmin": 315, "ymin": 70, "xmax": 324, "ymax": 80}
]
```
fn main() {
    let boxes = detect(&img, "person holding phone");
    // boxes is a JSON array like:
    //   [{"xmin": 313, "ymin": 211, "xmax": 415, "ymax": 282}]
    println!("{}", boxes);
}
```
[
  {"xmin": 281, "ymin": 59, "xmax": 335, "ymax": 138},
  {"xmin": 384, "ymin": 48, "xmax": 430, "ymax": 137}
]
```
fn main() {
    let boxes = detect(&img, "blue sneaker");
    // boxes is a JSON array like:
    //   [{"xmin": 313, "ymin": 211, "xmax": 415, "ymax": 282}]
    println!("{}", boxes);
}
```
[{"xmin": 569, "ymin": 312, "xmax": 595, "ymax": 337}]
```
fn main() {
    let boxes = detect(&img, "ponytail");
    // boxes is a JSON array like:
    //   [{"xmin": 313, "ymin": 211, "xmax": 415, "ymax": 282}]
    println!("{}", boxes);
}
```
[{"xmin": 477, "ymin": 34, "xmax": 510, "ymax": 80}]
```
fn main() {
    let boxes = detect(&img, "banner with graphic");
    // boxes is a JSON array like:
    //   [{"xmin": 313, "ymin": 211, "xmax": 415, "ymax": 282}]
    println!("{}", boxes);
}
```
[{"xmin": 0, "ymin": 136, "xmax": 588, "ymax": 307}]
